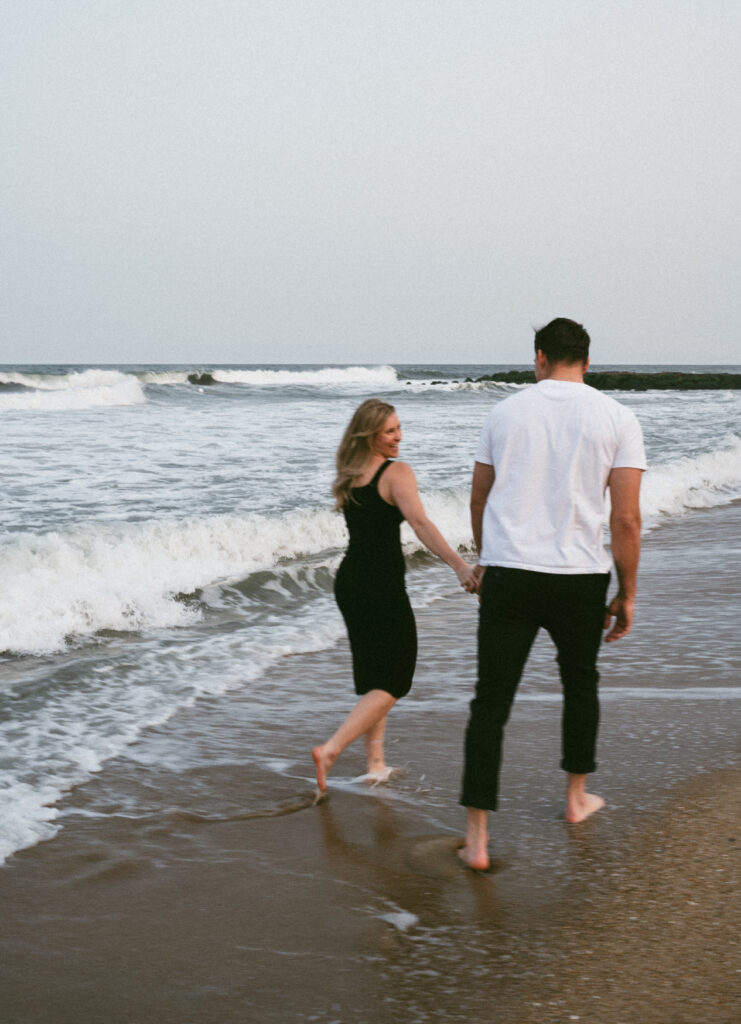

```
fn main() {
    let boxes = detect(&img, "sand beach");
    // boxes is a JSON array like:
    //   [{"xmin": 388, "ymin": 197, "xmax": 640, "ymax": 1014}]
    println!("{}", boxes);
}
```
[{"xmin": 1, "ymin": 502, "xmax": 739, "ymax": 1024}]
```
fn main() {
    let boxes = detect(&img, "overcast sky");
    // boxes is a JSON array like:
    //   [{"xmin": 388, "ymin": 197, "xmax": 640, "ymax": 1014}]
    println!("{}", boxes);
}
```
[{"xmin": 2, "ymin": 1, "xmax": 740, "ymax": 365}]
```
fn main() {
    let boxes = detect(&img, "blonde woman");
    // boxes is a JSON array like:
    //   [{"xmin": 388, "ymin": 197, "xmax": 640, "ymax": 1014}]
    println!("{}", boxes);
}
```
[{"xmin": 312, "ymin": 398, "xmax": 476, "ymax": 793}]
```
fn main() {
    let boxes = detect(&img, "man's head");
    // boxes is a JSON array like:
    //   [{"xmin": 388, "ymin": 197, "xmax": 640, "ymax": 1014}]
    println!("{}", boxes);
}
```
[{"xmin": 534, "ymin": 318, "xmax": 590, "ymax": 367}]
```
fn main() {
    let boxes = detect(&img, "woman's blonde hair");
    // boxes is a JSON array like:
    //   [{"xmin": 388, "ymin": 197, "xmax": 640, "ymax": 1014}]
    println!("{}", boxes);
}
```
[{"xmin": 332, "ymin": 398, "xmax": 396, "ymax": 509}]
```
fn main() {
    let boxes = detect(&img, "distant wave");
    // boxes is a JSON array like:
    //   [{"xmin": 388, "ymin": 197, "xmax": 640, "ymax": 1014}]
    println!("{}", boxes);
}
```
[
  {"xmin": 138, "ymin": 369, "xmax": 193, "ymax": 384},
  {"xmin": 0, "ymin": 365, "xmax": 401, "ymax": 403},
  {"xmin": 139, "ymin": 365, "xmax": 400, "ymax": 388},
  {"xmin": 0, "ymin": 370, "xmax": 145, "ymax": 411},
  {"xmin": 153, "ymin": 365, "xmax": 525, "ymax": 393},
  {"xmin": 208, "ymin": 365, "xmax": 399, "ymax": 388}
]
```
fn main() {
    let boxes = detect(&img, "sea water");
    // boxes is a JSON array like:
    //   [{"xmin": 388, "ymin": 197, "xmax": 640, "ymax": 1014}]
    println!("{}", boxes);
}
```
[{"xmin": 1, "ymin": 363, "xmax": 740, "ymax": 863}]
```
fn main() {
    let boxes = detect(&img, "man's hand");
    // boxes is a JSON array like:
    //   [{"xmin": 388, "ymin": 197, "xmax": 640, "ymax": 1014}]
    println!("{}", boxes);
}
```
[
  {"xmin": 472, "ymin": 564, "xmax": 486, "ymax": 591},
  {"xmin": 603, "ymin": 594, "xmax": 635, "ymax": 642}
]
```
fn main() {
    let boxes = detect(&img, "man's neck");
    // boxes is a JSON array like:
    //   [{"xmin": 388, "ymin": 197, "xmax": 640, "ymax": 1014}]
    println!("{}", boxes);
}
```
[
  {"xmin": 543, "ymin": 365, "xmax": 585, "ymax": 383},
  {"xmin": 534, "ymin": 350, "xmax": 588, "ymax": 383}
]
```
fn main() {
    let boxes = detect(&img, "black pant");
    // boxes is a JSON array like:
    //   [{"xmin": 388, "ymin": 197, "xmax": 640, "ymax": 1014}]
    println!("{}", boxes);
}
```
[{"xmin": 461, "ymin": 567, "xmax": 610, "ymax": 811}]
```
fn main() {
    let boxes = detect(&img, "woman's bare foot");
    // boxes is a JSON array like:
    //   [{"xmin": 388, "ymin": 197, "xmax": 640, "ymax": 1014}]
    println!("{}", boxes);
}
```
[
  {"xmin": 312, "ymin": 745, "xmax": 336, "ymax": 793},
  {"xmin": 565, "ymin": 791, "xmax": 605, "ymax": 823},
  {"xmin": 355, "ymin": 766, "xmax": 398, "ymax": 785}
]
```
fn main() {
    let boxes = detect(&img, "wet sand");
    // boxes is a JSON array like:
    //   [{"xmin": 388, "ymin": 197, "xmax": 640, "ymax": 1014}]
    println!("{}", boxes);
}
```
[{"xmin": 1, "ymin": 504, "xmax": 739, "ymax": 1024}]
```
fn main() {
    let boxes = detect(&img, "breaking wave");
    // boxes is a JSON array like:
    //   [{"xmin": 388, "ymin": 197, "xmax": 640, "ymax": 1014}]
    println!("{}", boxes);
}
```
[
  {"xmin": 0, "ymin": 370, "xmax": 145, "ymax": 411},
  {"xmin": 2, "ymin": 437, "xmax": 739, "ymax": 657}
]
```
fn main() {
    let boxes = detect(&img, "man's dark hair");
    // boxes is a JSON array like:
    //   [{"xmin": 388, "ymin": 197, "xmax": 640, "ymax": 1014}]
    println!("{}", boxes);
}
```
[{"xmin": 534, "ymin": 318, "xmax": 590, "ymax": 365}]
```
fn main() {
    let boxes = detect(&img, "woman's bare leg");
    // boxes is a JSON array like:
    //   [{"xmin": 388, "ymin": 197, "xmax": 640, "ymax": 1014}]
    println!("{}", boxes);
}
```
[
  {"xmin": 364, "ymin": 714, "xmax": 388, "ymax": 775},
  {"xmin": 313, "ymin": 690, "xmax": 396, "ymax": 792}
]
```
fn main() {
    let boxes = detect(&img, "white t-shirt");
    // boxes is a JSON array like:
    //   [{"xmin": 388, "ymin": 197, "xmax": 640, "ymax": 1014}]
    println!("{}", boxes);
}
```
[{"xmin": 476, "ymin": 379, "xmax": 647, "ymax": 574}]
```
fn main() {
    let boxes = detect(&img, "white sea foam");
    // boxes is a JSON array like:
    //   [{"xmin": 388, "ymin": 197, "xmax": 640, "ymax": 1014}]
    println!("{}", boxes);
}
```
[
  {"xmin": 0, "ymin": 370, "xmax": 145, "ymax": 411},
  {"xmin": 0, "ymin": 606, "xmax": 346, "ymax": 864},
  {"xmin": 3, "ymin": 434, "xmax": 739, "ymax": 657},
  {"xmin": 121, "ymin": 365, "xmax": 402, "ymax": 388},
  {"xmin": 0, "ymin": 369, "xmax": 128, "ymax": 391},
  {"xmin": 403, "ymin": 489, "xmax": 473, "ymax": 552},
  {"xmin": 0, "ymin": 489, "xmax": 474, "ymax": 658},
  {"xmin": 0, "ymin": 781, "xmax": 62, "ymax": 866},
  {"xmin": 0, "ymin": 508, "xmax": 348, "ymax": 656},
  {"xmin": 210, "ymin": 365, "xmax": 399, "ymax": 388},
  {"xmin": 138, "ymin": 369, "xmax": 193, "ymax": 384},
  {"xmin": 640, "ymin": 435, "xmax": 741, "ymax": 527}
]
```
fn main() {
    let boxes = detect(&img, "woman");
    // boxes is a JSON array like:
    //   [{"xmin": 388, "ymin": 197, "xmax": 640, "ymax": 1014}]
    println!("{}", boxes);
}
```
[{"xmin": 312, "ymin": 398, "xmax": 475, "ymax": 793}]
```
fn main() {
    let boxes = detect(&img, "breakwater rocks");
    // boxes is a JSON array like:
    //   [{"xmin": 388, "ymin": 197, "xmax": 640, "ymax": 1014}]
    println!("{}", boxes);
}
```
[{"xmin": 470, "ymin": 370, "xmax": 741, "ymax": 390}]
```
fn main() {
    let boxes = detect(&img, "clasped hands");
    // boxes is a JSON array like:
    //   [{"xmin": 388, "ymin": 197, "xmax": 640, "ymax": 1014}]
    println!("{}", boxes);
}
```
[{"xmin": 460, "ymin": 563, "xmax": 485, "ymax": 594}]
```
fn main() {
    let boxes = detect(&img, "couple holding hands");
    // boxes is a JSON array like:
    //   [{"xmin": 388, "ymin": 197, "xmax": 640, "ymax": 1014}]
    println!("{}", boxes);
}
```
[{"xmin": 313, "ymin": 318, "xmax": 646, "ymax": 871}]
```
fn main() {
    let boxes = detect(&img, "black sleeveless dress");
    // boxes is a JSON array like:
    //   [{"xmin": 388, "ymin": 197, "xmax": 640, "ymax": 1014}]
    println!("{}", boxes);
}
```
[{"xmin": 334, "ymin": 460, "xmax": 417, "ymax": 699}]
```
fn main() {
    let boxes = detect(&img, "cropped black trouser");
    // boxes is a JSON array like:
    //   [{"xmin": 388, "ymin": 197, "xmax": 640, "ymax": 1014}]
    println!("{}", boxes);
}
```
[{"xmin": 460, "ymin": 566, "xmax": 610, "ymax": 811}]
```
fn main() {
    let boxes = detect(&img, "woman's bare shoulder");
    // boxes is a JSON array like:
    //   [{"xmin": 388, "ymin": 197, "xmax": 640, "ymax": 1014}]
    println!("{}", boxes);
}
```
[
  {"xmin": 386, "ymin": 459, "xmax": 414, "ymax": 475},
  {"xmin": 384, "ymin": 461, "xmax": 418, "ymax": 492}
]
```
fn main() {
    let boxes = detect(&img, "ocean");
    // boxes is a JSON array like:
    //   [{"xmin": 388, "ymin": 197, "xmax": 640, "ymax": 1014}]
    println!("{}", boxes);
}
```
[{"xmin": 1, "ymin": 362, "xmax": 740, "ymax": 869}]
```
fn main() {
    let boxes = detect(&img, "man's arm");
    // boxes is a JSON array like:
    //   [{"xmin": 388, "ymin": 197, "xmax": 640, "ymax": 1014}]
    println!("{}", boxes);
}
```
[
  {"xmin": 604, "ymin": 467, "xmax": 643, "ymax": 642},
  {"xmin": 470, "ymin": 461, "xmax": 496, "ymax": 558}
]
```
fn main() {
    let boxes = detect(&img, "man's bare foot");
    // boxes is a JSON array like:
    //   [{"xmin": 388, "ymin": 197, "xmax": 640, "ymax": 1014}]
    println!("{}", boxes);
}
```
[
  {"xmin": 459, "ymin": 807, "xmax": 490, "ymax": 870},
  {"xmin": 565, "ymin": 791, "xmax": 605, "ymax": 823},
  {"xmin": 312, "ymin": 745, "xmax": 336, "ymax": 793},
  {"xmin": 457, "ymin": 842, "xmax": 490, "ymax": 872}
]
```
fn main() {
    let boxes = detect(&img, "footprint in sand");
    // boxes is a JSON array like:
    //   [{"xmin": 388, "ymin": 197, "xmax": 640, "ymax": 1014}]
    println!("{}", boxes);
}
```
[{"xmin": 165, "ymin": 793, "xmax": 319, "ymax": 823}]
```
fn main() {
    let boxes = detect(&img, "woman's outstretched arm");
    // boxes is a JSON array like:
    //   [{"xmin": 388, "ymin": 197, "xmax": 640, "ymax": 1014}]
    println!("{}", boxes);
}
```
[{"xmin": 385, "ymin": 462, "xmax": 476, "ymax": 589}]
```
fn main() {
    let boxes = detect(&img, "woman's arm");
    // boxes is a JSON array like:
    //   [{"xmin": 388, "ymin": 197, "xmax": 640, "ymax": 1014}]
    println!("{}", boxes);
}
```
[{"xmin": 384, "ymin": 462, "xmax": 475, "ymax": 588}]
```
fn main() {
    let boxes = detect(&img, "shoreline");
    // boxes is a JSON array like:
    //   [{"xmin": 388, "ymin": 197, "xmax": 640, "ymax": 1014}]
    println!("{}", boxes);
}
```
[{"xmin": 1, "ymin": 502, "xmax": 739, "ymax": 1023}]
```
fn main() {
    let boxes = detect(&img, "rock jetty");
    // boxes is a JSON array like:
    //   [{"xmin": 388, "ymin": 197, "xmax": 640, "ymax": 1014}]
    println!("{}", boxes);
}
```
[{"xmin": 470, "ymin": 370, "xmax": 741, "ymax": 390}]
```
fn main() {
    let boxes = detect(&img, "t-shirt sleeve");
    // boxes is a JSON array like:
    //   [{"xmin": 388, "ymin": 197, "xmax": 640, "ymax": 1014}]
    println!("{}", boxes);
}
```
[
  {"xmin": 613, "ymin": 409, "xmax": 648, "ymax": 470},
  {"xmin": 475, "ymin": 415, "xmax": 494, "ymax": 465}
]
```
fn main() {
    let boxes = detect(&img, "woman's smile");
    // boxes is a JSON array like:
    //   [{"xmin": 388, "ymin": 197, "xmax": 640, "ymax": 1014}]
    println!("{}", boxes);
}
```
[{"xmin": 374, "ymin": 413, "xmax": 402, "ymax": 460}]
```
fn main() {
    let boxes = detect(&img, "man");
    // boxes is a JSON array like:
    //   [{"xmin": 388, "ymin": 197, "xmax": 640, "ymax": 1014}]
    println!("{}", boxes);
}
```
[{"xmin": 460, "ymin": 318, "xmax": 646, "ymax": 871}]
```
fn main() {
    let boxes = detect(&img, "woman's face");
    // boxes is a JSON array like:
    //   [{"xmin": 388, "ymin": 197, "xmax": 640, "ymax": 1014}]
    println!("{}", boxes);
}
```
[{"xmin": 373, "ymin": 412, "xmax": 402, "ymax": 460}]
